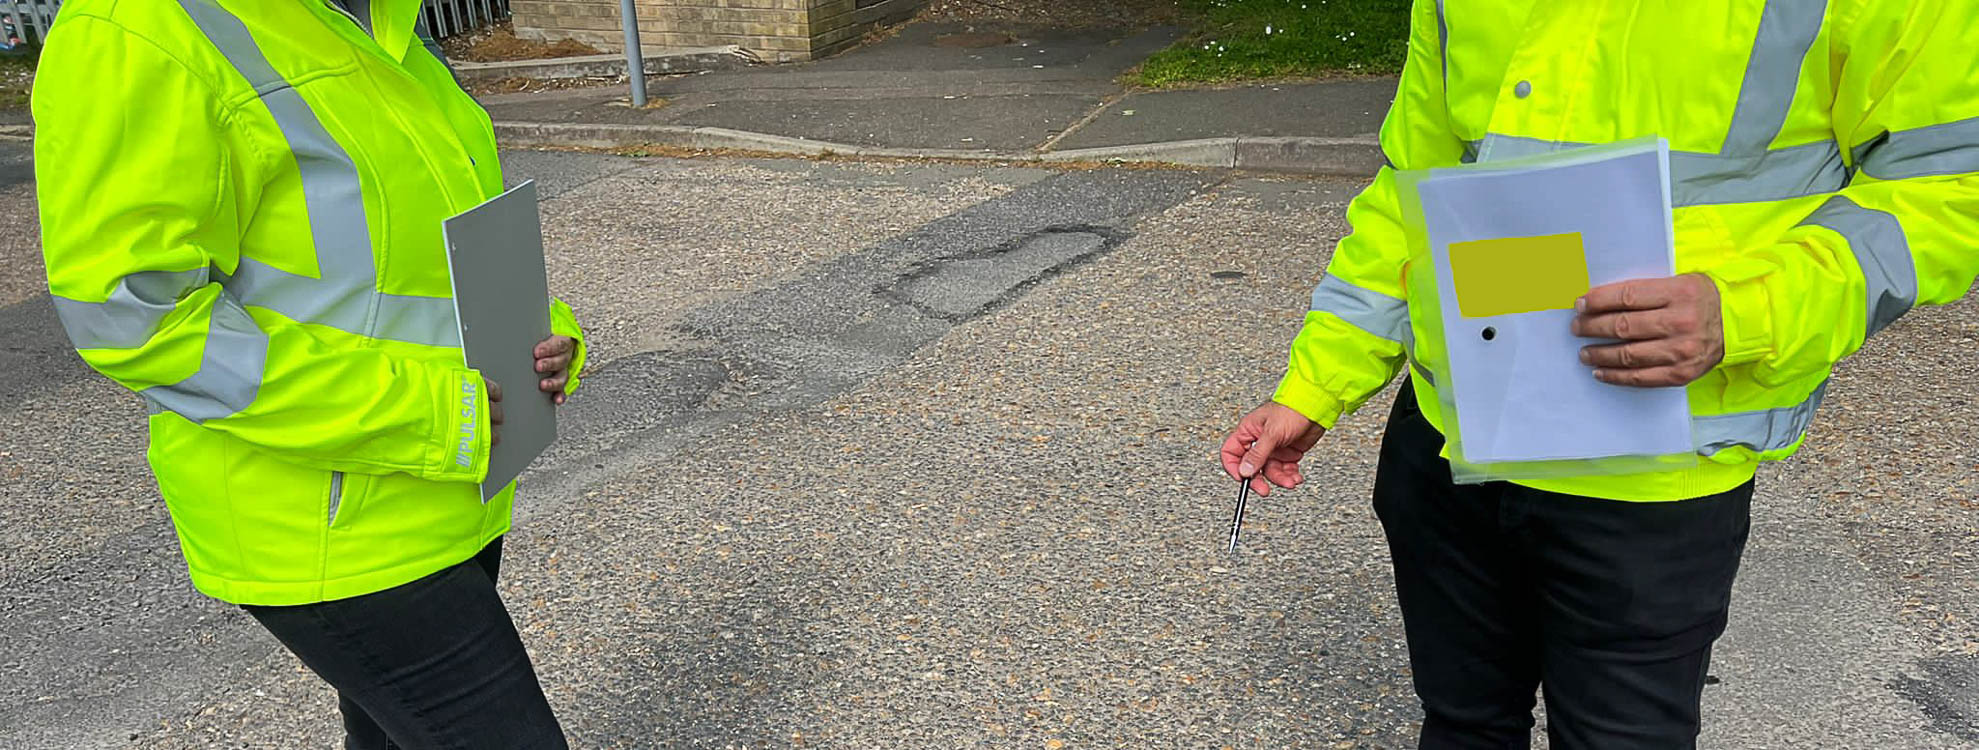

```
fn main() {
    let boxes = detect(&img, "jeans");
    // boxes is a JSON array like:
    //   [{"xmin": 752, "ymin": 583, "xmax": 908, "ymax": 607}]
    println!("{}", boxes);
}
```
[
  {"xmin": 245, "ymin": 538, "xmax": 568, "ymax": 750},
  {"xmin": 1374, "ymin": 382, "xmax": 1752, "ymax": 749}
]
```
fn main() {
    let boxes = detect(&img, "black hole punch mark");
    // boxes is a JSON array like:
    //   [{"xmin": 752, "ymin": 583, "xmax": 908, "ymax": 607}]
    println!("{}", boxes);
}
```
[{"xmin": 1481, "ymin": 326, "xmax": 1497, "ymax": 341}]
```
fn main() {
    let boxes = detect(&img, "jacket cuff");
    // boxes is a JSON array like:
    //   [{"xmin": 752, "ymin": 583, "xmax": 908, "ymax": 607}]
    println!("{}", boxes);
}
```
[
  {"xmin": 432, "ymin": 368, "xmax": 492, "ymax": 484},
  {"xmin": 1704, "ymin": 259, "xmax": 1776, "ymax": 367},
  {"xmin": 549, "ymin": 298, "xmax": 587, "ymax": 396},
  {"xmin": 1272, "ymin": 371, "xmax": 1349, "ymax": 430}
]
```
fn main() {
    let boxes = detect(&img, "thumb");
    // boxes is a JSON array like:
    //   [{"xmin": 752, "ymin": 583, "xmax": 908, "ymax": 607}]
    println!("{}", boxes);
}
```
[{"xmin": 1239, "ymin": 429, "xmax": 1282, "ymax": 479}]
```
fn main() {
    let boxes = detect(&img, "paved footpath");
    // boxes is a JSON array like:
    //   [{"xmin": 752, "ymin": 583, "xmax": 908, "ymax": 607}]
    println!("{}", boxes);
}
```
[
  {"xmin": 1, "ymin": 142, "xmax": 1975, "ymax": 747},
  {"xmin": 477, "ymin": 21, "xmax": 1396, "ymax": 174}
]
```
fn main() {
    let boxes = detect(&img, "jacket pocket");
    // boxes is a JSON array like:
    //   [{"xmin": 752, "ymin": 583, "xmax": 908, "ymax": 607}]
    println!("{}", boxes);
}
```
[{"xmin": 327, "ymin": 471, "xmax": 346, "ymax": 527}]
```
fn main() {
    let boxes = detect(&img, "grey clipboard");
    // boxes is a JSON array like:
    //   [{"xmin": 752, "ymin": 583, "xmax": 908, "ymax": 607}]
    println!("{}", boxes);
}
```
[{"xmin": 442, "ymin": 180, "xmax": 557, "ymax": 502}]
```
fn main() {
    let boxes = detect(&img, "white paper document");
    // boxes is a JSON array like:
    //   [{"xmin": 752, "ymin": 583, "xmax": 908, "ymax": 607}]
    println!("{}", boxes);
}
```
[
  {"xmin": 1418, "ymin": 142, "xmax": 1693, "ymax": 464},
  {"xmin": 442, "ymin": 181, "xmax": 557, "ymax": 502}
]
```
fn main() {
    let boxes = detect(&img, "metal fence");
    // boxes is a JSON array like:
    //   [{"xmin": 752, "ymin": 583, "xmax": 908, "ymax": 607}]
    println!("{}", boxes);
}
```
[
  {"xmin": 0, "ymin": 0, "xmax": 512, "ymax": 46},
  {"xmin": 421, "ymin": 0, "xmax": 511, "ymax": 40},
  {"xmin": 0, "ymin": 0, "xmax": 55, "ymax": 46}
]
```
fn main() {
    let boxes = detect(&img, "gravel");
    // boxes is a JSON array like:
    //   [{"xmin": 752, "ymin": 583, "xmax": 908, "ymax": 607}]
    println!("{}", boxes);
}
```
[{"xmin": 7, "ymin": 148, "xmax": 1975, "ymax": 748}]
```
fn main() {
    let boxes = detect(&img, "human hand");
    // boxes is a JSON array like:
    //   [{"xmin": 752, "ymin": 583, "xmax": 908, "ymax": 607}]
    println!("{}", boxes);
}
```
[
  {"xmin": 1573, "ymin": 273, "xmax": 1726, "ymax": 387},
  {"xmin": 484, "ymin": 377, "xmax": 504, "ymax": 447},
  {"xmin": 1219, "ymin": 401, "xmax": 1328, "ymax": 496},
  {"xmin": 533, "ymin": 336, "xmax": 578, "ymax": 405}
]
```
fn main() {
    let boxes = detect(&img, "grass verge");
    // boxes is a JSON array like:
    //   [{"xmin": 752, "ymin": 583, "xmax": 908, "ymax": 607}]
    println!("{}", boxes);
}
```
[{"xmin": 1129, "ymin": 0, "xmax": 1409, "ymax": 87}]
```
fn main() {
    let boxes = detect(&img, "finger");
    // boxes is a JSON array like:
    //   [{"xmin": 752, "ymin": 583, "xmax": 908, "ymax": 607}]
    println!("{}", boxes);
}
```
[
  {"xmin": 1579, "ymin": 339, "xmax": 1691, "ymax": 370},
  {"xmin": 1220, "ymin": 418, "xmax": 1265, "ymax": 479},
  {"xmin": 1592, "ymin": 365, "xmax": 1694, "ymax": 388},
  {"xmin": 535, "ymin": 353, "xmax": 573, "ymax": 374},
  {"xmin": 1572, "ymin": 308, "xmax": 1682, "ymax": 341},
  {"xmin": 1262, "ymin": 459, "xmax": 1303, "ymax": 490},
  {"xmin": 484, "ymin": 378, "xmax": 503, "ymax": 403},
  {"xmin": 554, "ymin": 392, "xmax": 567, "ymax": 406},
  {"xmin": 533, "ymin": 336, "xmax": 574, "ymax": 359},
  {"xmin": 492, "ymin": 427, "xmax": 502, "ymax": 447},
  {"xmin": 539, "ymin": 374, "xmax": 569, "ymax": 394},
  {"xmin": 489, "ymin": 400, "xmax": 505, "ymax": 425},
  {"xmin": 1578, "ymin": 278, "xmax": 1682, "ymax": 314},
  {"xmin": 1266, "ymin": 445, "xmax": 1307, "ymax": 464},
  {"xmin": 1250, "ymin": 473, "xmax": 1274, "ymax": 496}
]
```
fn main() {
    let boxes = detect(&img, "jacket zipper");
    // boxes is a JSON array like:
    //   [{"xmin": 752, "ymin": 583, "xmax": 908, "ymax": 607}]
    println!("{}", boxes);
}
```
[
  {"xmin": 322, "ymin": 1, "xmax": 367, "ymax": 35},
  {"xmin": 327, "ymin": 471, "xmax": 346, "ymax": 526}
]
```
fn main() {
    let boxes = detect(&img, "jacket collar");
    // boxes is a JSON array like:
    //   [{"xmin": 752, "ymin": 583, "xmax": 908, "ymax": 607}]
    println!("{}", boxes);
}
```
[{"xmin": 330, "ymin": 0, "xmax": 422, "ymax": 62}]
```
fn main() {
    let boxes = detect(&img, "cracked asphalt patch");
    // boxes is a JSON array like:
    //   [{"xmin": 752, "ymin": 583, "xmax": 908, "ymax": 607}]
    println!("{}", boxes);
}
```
[
  {"xmin": 893, "ymin": 226, "xmax": 1122, "ymax": 321},
  {"xmin": 1894, "ymin": 654, "xmax": 1979, "ymax": 744}
]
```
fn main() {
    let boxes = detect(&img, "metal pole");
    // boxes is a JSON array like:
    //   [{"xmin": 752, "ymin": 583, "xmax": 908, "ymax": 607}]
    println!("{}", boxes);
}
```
[{"xmin": 619, "ymin": 0, "xmax": 646, "ymax": 107}]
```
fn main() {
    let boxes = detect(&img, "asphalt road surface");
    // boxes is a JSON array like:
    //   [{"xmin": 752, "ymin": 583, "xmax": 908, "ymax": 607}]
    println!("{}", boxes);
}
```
[{"xmin": 2, "ymin": 142, "xmax": 1975, "ymax": 748}]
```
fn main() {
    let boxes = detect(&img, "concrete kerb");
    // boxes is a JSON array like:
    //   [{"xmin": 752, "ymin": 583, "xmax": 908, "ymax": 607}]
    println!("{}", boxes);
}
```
[
  {"xmin": 1236, "ymin": 136, "xmax": 1388, "ymax": 175},
  {"xmin": 1044, "ymin": 139, "xmax": 1239, "ymax": 169},
  {"xmin": 449, "ymin": 47, "xmax": 761, "ymax": 83},
  {"xmin": 491, "ymin": 121, "xmax": 1383, "ymax": 176},
  {"xmin": 0, "ymin": 117, "xmax": 1380, "ymax": 173}
]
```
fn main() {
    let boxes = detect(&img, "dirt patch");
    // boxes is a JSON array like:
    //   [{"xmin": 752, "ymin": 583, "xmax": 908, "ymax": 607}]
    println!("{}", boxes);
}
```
[
  {"xmin": 442, "ymin": 22, "xmax": 601, "ymax": 63},
  {"xmin": 463, "ymin": 75, "xmax": 625, "ymax": 98},
  {"xmin": 0, "ymin": 53, "xmax": 34, "ymax": 112},
  {"xmin": 919, "ymin": 0, "xmax": 1187, "ymax": 28}
]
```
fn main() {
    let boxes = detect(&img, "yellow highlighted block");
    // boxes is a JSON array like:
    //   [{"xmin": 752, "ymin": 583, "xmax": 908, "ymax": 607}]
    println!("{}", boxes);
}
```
[{"xmin": 1448, "ymin": 232, "xmax": 1591, "ymax": 318}]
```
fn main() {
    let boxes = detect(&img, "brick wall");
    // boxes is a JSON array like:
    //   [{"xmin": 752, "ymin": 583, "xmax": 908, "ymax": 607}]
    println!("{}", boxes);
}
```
[{"xmin": 513, "ymin": 0, "xmax": 926, "ymax": 62}]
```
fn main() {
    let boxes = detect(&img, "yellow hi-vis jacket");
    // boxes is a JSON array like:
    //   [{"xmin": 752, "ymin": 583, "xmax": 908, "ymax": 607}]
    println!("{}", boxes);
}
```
[
  {"xmin": 1276, "ymin": 0, "xmax": 1979, "ymax": 501},
  {"xmin": 35, "ymin": 0, "xmax": 586, "ymax": 604}
]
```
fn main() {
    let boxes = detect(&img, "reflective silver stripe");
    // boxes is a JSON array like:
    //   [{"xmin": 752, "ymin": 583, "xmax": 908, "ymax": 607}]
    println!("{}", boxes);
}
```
[
  {"xmin": 1472, "ymin": 134, "xmax": 1847, "ymax": 207},
  {"xmin": 52, "ymin": 268, "xmax": 209, "ymax": 350},
  {"xmin": 1672, "ymin": 140, "xmax": 1847, "ymax": 206},
  {"xmin": 1311, "ymin": 275, "xmax": 1410, "ymax": 344},
  {"xmin": 179, "ymin": 0, "xmax": 459, "ymax": 347},
  {"xmin": 1723, "ymin": 0, "xmax": 1827, "ymax": 154},
  {"xmin": 1694, "ymin": 380, "xmax": 1828, "ymax": 455},
  {"xmin": 221, "ymin": 260, "xmax": 461, "ymax": 347},
  {"xmin": 1799, "ymin": 195, "xmax": 1916, "ymax": 337},
  {"xmin": 375, "ymin": 293, "xmax": 461, "ymax": 345},
  {"xmin": 141, "ymin": 301, "xmax": 270, "ymax": 422},
  {"xmin": 1408, "ymin": 360, "xmax": 1436, "ymax": 388},
  {"xmin": 1855, "ymin": 116, "xmax": 1979, "ymax": 181}
]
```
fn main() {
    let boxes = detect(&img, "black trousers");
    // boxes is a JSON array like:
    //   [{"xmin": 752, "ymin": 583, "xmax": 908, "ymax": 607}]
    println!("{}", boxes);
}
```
[
  {"xmin": 1374, "ymin": 382, "xmax": 1752, "ymax": 750},
  {"xmin": 244, "ymin": 538, "xmax": 568, "ymax": 750}
]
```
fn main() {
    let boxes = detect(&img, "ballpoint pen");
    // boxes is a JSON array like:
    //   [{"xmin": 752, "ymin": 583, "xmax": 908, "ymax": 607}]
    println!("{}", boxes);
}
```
[{"xmin": 1225, "ymin": 474, "xmax": 1253, "ymax": 554}]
